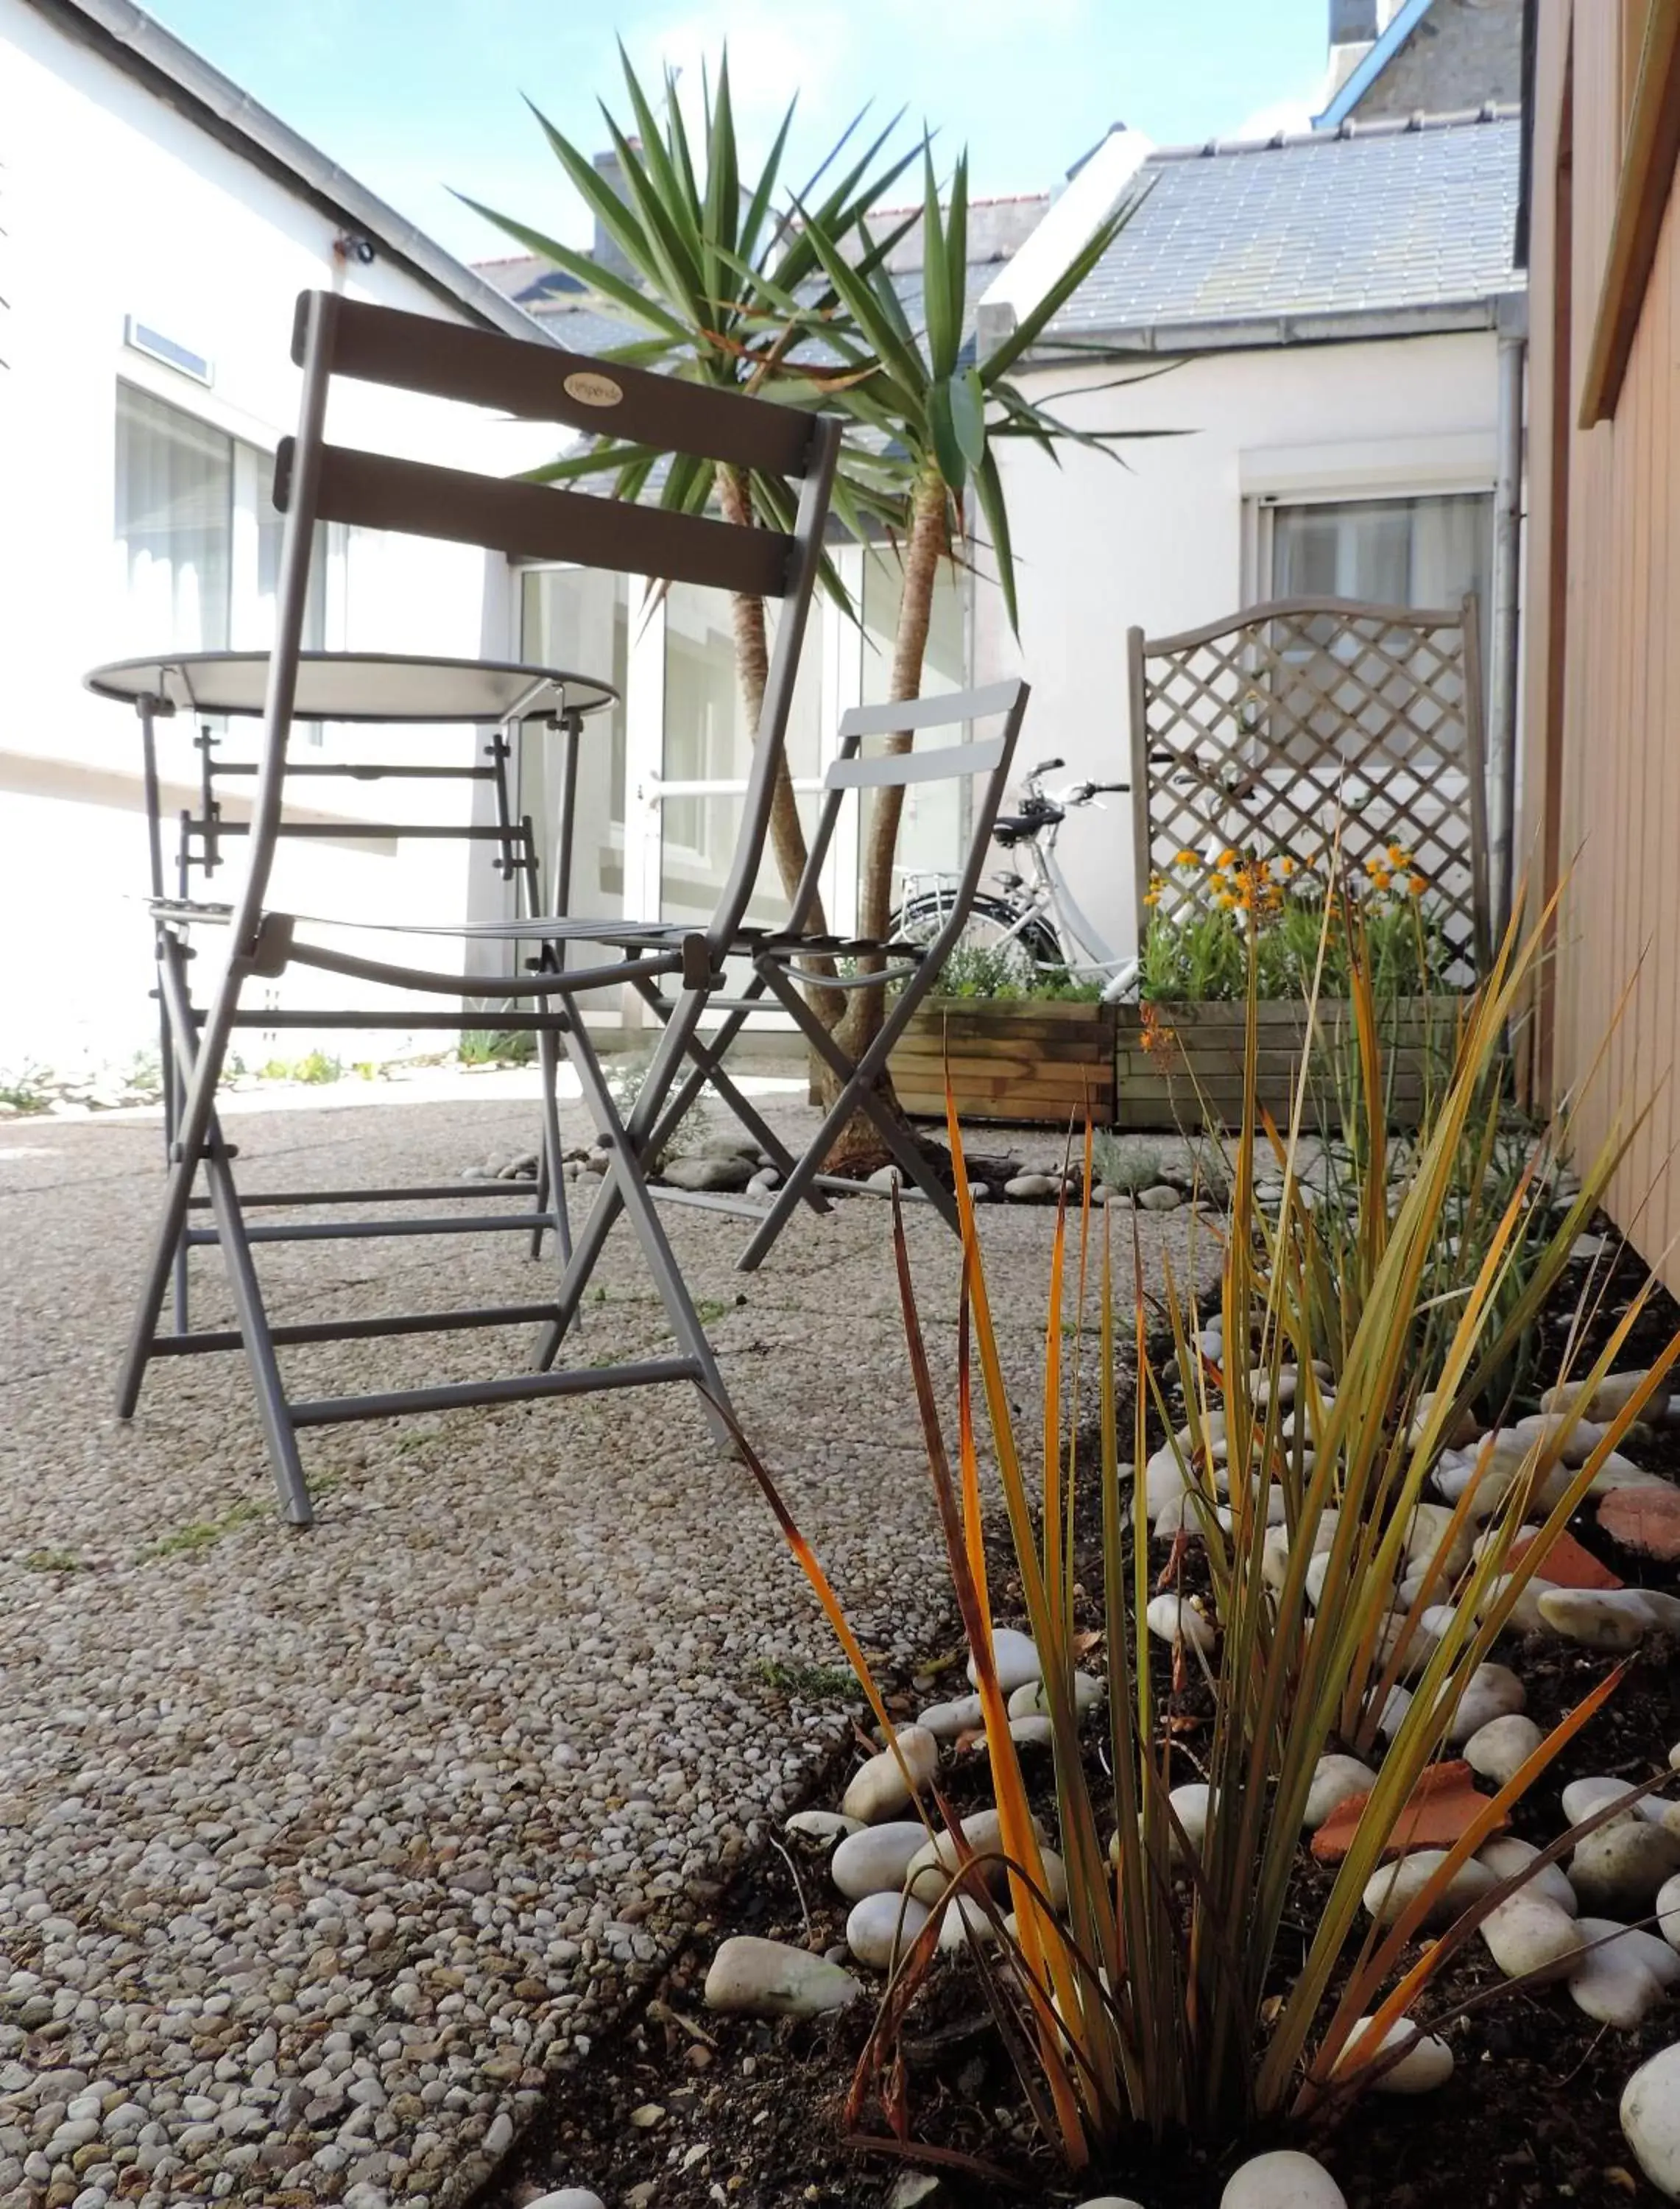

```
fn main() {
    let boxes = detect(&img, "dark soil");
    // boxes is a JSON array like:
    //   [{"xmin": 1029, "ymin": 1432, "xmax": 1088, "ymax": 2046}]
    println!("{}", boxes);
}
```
[{"xmin": 489, "ymin": 1235, "xmax": 1680, "ymax": 2209}]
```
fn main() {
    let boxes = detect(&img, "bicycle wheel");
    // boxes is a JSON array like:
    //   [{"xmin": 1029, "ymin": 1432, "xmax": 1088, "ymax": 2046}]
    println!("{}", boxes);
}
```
[{"xmin": 892, "ymin": 891, "xmax": 1065, "ymax": 979}]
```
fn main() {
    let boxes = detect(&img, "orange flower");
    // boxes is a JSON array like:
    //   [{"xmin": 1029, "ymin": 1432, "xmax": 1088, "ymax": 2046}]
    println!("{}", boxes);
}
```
[
  {"xmin": 1173, "ymin": 848, "xmax": 1199, "ymax": 867},
  {"xmin": 1218, "ymin": 846, "xmax": 1240, "ymax": 869},
  {"xmin": 1372, "ymin": 867, "xmax": 1394, "ymax": 892},
  {"xmin": 1387, "ymin": 841, "xmax": 1410, "ymax": 867},
  {"xmin": 1140, "ymin": 1001, "xmax": 1179, "ymax": 1065},
  {"xmin": 1279, "ymin": 856, "xmax": 1296, "ymax": 878},
  {"xmin": 1406, "ymin": 870, "xmax": 1428, "ymax": 897}
]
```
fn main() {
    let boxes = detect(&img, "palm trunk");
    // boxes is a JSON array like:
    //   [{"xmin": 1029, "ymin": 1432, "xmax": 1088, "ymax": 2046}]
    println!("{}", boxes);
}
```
[
  {"xmin": 819, "ymin": 465, "xmax": 950, "ymax": 1172},
  {"xmin": 716, "ymin": 464, "xmax": 844, "ymax": 1031}
]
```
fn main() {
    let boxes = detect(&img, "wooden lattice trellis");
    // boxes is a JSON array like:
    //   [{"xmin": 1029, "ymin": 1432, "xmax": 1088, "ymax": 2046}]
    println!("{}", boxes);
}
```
[{"xmin": 1127, "ymin": 594, "xmax": 1492, "ymax": 986}]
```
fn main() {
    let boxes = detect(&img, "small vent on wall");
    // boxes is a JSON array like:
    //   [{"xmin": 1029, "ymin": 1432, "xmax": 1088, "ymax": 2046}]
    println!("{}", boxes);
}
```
[{"xmin": 124, "ymin": 316, "xmax": 213, "ymax": 385}]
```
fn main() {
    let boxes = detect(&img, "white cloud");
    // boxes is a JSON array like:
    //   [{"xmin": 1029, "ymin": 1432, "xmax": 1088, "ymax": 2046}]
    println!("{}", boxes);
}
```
[{"xmin": 1232, "ymin": 73, "xmax": 1332, "ymax": 142}]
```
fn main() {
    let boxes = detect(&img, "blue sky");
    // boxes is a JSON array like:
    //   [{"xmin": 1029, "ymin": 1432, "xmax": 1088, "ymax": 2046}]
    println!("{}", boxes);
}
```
[{"xmin": 146, "ymin": 0, "xmax": 1333, "ymax": 265}]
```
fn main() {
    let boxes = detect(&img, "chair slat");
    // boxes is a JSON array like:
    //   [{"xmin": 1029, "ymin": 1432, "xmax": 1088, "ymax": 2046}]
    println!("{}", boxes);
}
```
[
  {"xmin": 309, "ymin": 293, "xmax": 821, "ymax": 476},
  {"xmin": 836, "ymin": 677, "xmax": 1024, "ymax": 739},
  {"xmin": 297, "ymin": 443, "xmax": 795, "ymax": 598},
  {"xmin": 826, "ymin": 734, "xmax": 1007, "ymax": 789}
]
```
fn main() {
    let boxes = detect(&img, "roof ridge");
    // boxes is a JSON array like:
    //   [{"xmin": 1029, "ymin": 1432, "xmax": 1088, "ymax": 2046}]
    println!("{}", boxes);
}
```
[{"xmin": 1145, "ymin": 101, "xmax": 1521, "ymax": 166}]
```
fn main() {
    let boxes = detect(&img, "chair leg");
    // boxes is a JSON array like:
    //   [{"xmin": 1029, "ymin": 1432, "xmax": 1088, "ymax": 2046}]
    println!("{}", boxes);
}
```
[
  {"xmin": 121, "ymin": 933, "xmax": 312, "ymax": 1524},
  {"xmin": 531, "ymin": 1010, "xmax": 572, "ymax": 1266},
  {"xmin": 533, "ymin": 984, "xmax": 700, "ymax": 1368},
  {"xmin": 202, "ymin": 1131, "xmax": 312, "ymax": 1526},
  {"xmin": 737, "ymin": 965, "xmax": 959, "ymax": 1271},
  {"xmin": 552, "ymin": 1006, "xmax": 738, "ymax": 1448},
  {"xmin": 632, "ymin": 979, "xmax": 825, "ymax": 1208}
]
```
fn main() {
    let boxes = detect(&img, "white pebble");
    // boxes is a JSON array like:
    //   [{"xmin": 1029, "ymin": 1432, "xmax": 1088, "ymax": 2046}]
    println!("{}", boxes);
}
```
[
  {"xmin": 1570, "ymin": 1917, "xmax": 1668, "ymax": 2026},
  {"xmin": 1363, "ymin": 1850, "xmax": 1494, "ymax": 1928},
  {"xmin": 968, "ymin": 1629, "xmax": 1041, "ymax": 1694},
  {"xmin": 1220, "ymin": 2148, "xmax": 1347, "ymax": 2208},
  {"xmin": 917, "ymin": 1694, "xmax": 984, "ymax": 1739},
  {"xmin": 1331, "ymin": 2013, "xmax": 1454, "ymax": 2094},
  {"xmin": 1464, "ymin": 1713, "xmax": 1544, "ymax": 1787},
  {"xmin": 831, "ymin": 1822, "xmax": 928, "ymax": 1900},
  {"xmin": 1623, "ymin": 2041, "xmax": 1680, "ymax": 2196},
  {"xmin": 841, "ymin": 1726, "xmax": 938, "ymax": 1822},
  {"xmin": 1539, "ymin": 1588, "xmax": 1658, "ymax": 1647},
  {"xmin": 702, "ymin": 1936, "xmax": 861, "ymax": 2018},
  {"xmin": 845, "ymin": 1891, "xmax": 931, "ymax": 1971},
  {"xmin": 1145, "ymin": 1593, "xmax": 1215, "ymax": 1653},
  {"xmin": 1304, "ymin": 1755, "xmax": 1376, "ymax": 1831},
  {"xmin": 1477, "ymin": 1834, "xmax": 1578, "ymax": 1914},
  {"xmin": 1480, "ymin": 1891, "xmax": 1585, "ymax": 1982}
]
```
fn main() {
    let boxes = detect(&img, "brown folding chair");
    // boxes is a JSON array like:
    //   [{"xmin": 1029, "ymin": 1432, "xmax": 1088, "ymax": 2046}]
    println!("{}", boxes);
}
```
[{"xmin": 115, "ymin": 289, "xmax": 839, "ymax": 1524}]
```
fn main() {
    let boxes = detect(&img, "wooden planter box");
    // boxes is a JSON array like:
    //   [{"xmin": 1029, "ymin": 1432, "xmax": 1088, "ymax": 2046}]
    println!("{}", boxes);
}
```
[
  {"xmin": 888, "ymin": 996, "xmax": 1118, "ymax": 1127},
  {"xmin": 1114, "ymin": 997, "xmax": 1459, "ymax": 1132}
]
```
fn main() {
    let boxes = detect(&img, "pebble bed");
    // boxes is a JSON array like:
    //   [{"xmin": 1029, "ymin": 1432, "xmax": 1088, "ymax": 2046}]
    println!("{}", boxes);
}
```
[{"xmin": 0, "ymin": 1093, "xmax": 1215, "ymax": 2209}]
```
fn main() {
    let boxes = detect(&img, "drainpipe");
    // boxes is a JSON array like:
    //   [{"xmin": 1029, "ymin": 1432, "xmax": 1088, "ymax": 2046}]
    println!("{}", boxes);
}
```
[{"xmin": 1488, "ymin": 290, "xmax": 1528, "ymax": 945}]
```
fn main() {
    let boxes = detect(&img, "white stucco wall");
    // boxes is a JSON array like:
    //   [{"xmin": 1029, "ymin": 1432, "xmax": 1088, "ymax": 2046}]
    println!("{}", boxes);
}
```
[
  {"xmin": 0, "ymin": 0, "xmax": 553, "ymax": 1077},
  {"xmin": 975, "ymin": 328, "xmax": 1501, "ymax": 962}
]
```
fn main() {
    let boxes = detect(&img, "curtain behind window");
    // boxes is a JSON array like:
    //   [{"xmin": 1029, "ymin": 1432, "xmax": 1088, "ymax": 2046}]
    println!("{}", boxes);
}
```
[{"xmin": 115, "ymin": 384, "xmax": 232, "ymax": 651}]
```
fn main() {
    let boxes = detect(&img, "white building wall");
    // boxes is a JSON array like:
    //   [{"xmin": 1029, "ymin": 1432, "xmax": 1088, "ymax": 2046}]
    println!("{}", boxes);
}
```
[
  {"xmin": 0, "ymin": 0, "xmax": 554, "ymax": 1078},
  {"xmin": 974, "ymin": 329, "xmax": 1500, "ymax": 962}
]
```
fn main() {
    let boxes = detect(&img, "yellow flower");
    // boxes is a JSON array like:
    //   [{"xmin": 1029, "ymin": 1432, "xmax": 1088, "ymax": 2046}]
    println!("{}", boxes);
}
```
[
  {"xmin": 1387, "ymin": 841, "xmax": 1410, "ymax": 867},
  {"xmin": 1218, "ymin": 847, "xmax": 1239, "ymax": 868},
  {"xmin": 1406, "ymin": 870, "xmax": 1428, "ymax": 897},
  {"xmin": 1372, "ymin": 867, "xmax": 1394, "ymax": 892},
  {"xmin": 1215, "ymin": 890, "xmax": 1238, "ymax": 910},
  {"xmin": 1279, "ymin": 856, "xmax": 1296, "ymax": 878},
  {"xmin": 1173, "ymin": 848, "xmax": 1198, "ymax": 867},
  {"xmin": 1363, "ymin": 854, "xmax": 1383, "ymax": 876}
]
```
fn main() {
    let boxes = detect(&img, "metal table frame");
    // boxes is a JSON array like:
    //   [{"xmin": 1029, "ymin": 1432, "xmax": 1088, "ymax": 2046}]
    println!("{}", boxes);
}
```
[{"xmin": 86, "ymin": 649, "xmax": 616, "ymax": 1348}]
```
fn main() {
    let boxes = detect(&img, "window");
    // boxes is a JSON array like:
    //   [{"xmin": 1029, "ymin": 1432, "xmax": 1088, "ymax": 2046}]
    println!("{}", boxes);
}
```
[
  {"xmin": 518, "ymin": 566, "xmax": 630, "ymax": 915},
  {"xmin": 658, "ymin": 581, "xmax": 821, "ymax": 928},
  {"xmin": 861, "ymin": 550, "xmax": 970, "ymax": 882},
  {"xmin": 115, "ymin": 383, "xmax": 327, "ymax": 658},
  {"xmin": 116, "ymin": 384, "xmax": 233, "ymax": 650},
  {"xmin": 1268, "ymin": 492, "xmax": 1492, "ymax": 619}
]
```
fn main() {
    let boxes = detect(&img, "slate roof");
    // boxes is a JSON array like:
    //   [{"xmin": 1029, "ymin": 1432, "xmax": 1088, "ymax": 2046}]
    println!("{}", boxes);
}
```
[
  {"xmin": 1042, "ymin": 108, "xmax": 1522, "ymax": 348},
  {"xmin": 473, "ymin": 254, "xmax": 1007, "ymax": 371}
]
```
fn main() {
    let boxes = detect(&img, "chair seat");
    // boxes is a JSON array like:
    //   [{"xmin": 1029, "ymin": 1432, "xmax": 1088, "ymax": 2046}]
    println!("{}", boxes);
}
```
[{"xmin": 149, "ymin": 897, "xmax": 692, "ymax": 951}]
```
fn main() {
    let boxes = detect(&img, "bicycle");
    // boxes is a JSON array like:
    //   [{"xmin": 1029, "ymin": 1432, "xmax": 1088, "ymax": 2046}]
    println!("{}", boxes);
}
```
[{"xmin": 891, "ymin": 755, "xmax": 1140, "ymax": 1002}]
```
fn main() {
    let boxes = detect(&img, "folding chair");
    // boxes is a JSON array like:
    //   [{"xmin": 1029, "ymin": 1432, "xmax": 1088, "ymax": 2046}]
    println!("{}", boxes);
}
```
[
  {"xmin": 114, "ymin": 289, "xmax": 839, "ymax": 1525},
  {"xmin": 630, "ymin": 679, "xmax": 1031, "ymax": 1270}
]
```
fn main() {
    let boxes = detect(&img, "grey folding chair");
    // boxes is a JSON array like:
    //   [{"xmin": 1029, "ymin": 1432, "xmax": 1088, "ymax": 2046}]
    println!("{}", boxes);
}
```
[
  {"xmin": 115, "ymin": 288, "xmax": 839, "ymax": 1525},
  {"xmin": 632, "ymin": 679, "xmax": 1031, "ymax": 1270}
]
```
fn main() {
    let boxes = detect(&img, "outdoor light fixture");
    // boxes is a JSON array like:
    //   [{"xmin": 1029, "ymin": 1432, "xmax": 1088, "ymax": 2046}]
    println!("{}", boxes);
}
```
[{"xmin": 333, "ymin": 231, "xmax": 377, "ymax": 265}]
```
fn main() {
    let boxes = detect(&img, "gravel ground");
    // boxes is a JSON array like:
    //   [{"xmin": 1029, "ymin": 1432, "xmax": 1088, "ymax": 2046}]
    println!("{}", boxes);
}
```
[{"xmin": 0, "ymin": 1082, "xmax": 1221, "ymax": 2209}]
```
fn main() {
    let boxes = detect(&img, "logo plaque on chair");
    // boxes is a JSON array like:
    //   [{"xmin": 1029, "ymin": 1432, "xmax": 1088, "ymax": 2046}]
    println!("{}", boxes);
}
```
[{"xmin": 562, "ymin": 370, "xmax": 624, "ymax": 408}]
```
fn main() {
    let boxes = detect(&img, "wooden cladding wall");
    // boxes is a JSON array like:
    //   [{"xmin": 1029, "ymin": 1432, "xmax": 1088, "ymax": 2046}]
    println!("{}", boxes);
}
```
[{"xmin": 1523, "ymin": 0, "xmax": 1680, "ymax": 1290}]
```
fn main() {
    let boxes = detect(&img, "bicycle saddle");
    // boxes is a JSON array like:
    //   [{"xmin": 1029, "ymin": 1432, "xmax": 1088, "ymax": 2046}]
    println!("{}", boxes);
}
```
[{"xmin": 992, "ymin": 796, "xmax": 1064, "ymax": 845}]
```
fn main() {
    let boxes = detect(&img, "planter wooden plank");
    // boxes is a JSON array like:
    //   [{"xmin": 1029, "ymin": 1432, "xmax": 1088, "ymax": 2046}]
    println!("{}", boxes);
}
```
[{"xmin": 889, "ymin": 996, "xmax": 1117, "ymax": 1127}]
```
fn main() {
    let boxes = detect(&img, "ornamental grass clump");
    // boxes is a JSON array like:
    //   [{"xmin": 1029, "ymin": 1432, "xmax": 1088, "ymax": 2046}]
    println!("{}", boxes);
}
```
[{"xmin": 738, "ymin": 888, "xmax": 1679, "ymax": 2174}]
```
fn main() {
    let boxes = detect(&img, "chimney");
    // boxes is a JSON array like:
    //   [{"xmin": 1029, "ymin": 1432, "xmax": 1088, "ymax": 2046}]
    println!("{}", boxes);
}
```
[{"xmin": 590, "ymin": 141, "xmax": 639, "ymax": 281}]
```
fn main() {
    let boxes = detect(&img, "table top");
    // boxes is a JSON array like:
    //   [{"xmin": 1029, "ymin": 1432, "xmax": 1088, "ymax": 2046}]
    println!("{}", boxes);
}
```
[{"xmin": 83, "ymin": 650, "xmax": 618, "ymax": 725}]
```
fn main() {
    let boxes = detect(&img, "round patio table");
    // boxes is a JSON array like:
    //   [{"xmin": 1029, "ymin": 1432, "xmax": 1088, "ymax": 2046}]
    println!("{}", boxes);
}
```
[{"xmin": 82, "ymin": 649, "xmax": 618, "ymax": 910}]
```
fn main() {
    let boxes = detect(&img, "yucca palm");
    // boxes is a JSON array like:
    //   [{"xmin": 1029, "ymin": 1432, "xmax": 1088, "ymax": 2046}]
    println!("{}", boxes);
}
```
[
  {"xmin": 786, "ymin": 147, "xmax": 1162, "ymax": 1074},
  {"xmin": 464, "ymin": 50, "xmax": 917, "ymax": 1014},
  {"xmin": 470, "ymin": 56, "xmax": 1160, "ymax": 1154}
]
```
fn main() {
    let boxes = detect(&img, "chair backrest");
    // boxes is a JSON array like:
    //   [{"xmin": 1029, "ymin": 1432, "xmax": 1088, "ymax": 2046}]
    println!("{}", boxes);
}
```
[
  {"xmin": 790, "ymin": 678, "xmax": 1030, "ymax": 956},
  {"xmin": 232, "ymin": 289, "xmax": 840, "ymax": 962}
]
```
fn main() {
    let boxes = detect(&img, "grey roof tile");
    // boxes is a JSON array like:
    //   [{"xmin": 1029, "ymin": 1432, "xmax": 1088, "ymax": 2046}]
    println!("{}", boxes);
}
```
[{"xmin": 1045, "ymin": 111, "xmax": 1522, "ymax": 342}]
